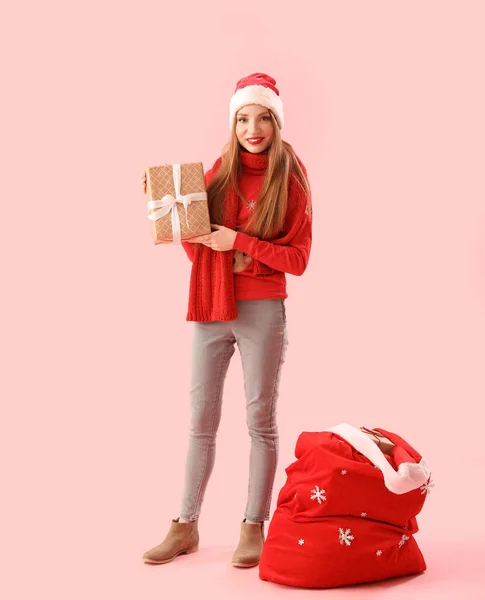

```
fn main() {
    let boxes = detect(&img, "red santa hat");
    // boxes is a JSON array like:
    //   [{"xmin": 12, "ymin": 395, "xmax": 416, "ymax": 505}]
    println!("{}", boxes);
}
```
[
  {"xmin": 325, "ymin": 423, "xmax": 431, "ymax": 494},
  {"xmin": 229, "ymin": 72, "xmax": 284, "ymax": 130}
]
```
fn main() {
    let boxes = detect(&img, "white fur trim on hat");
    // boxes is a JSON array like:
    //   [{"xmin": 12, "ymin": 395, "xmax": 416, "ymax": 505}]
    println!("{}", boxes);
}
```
[
  {"xmin": 325, "ymin": 423, "xmax": 431, "ymax": 495},
  {"xmin": 229, "ymin": 84, "xmax": 284, "ymax": 130}
]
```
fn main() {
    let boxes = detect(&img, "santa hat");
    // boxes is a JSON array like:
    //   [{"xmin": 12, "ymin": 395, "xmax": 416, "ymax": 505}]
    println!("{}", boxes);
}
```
[
  {"xmin": 229, "ymin": 72, "xmax": 284, "ymax": 130},
  {"xmin": 325, "ymin": 423, "xmax": 431, "ymax": 495}
]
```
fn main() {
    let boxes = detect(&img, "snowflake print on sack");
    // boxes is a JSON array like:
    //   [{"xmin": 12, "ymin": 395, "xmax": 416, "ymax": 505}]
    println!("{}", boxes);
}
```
[
  {"xmin": 361, "ymin": 512, "xmax": 367, "ymax": 518},
  {"xmin": 339, "ymin": 528, "xmax": 354, "ymax": 546},
  {"xmin": 420, "ymin": 479, "xmax": 435, "ymax": 495},
  {"xmin": 376, "ymin": 550, "xmax": 383, "ymax": 556},
  {"xmin": 298, "ymin": 539, "xmax": 305, "ymax": 546},
  {"xmin": 310, "ymin": 485, "xmax": 327, "ymax": 504},
  {"xmin": 398, "ymin": 534, "xmax": 409, "ymax": 548},
  {"xmin": 341, "ymin": 470, "xmax": 348, "ymax": 476}
]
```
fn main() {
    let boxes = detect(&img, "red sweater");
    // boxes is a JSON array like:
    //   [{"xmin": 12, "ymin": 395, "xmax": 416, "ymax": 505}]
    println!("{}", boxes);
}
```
[{"xmin": 183, "ymin": 150, "xmax": 312, "ymax": 302}]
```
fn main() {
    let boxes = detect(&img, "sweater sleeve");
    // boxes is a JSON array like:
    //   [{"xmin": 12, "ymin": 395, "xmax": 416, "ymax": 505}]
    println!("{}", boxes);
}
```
[
  {"xmin": 233, "ymin": 210, "xmax": 312, "ymax": 276},
  {"xmin": 181, "ymin": 167, "xmax": 214, "ymax": 263}
]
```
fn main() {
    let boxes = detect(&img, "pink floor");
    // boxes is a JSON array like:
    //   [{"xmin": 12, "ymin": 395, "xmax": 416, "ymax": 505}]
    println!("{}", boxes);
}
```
[{"xmin": 133, "ymin": 536, "xmax": 483, "ymax": 599}]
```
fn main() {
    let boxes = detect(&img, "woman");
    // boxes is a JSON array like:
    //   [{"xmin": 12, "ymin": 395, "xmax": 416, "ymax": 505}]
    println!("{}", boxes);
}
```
[{"xmin": 141, "ymin": 73, "xmax": 312, "ymax": 568}]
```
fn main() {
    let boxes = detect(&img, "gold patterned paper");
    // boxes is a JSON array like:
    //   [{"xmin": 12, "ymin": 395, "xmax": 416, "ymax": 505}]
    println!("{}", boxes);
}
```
[{"xmin": 146, "ymin": 162, "xmax": 211, "ymax": 244}]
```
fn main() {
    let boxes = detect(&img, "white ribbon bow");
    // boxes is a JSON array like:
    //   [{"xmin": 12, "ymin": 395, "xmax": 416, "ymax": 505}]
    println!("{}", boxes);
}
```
[{"xmin": 147, "ymin": 164, "xmax": 207, "ymax": 244}]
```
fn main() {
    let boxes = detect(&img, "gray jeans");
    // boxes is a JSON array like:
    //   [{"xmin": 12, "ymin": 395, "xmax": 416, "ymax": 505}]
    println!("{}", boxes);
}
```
[{"xmin": 180, "ymin": 299, "xmax": 288, "ymax": 522}]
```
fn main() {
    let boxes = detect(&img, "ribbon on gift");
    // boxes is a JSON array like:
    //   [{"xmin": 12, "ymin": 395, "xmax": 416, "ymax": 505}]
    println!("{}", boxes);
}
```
[{"xmin": 147, "ymin": 164, "xmax": 208, "ymax": 244}]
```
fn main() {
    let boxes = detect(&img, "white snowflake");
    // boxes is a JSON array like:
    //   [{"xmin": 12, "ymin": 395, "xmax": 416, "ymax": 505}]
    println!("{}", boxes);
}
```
[
  {"xmin": 398, "ymin": 534, "xmax": 409, "ymax": 548},
  {"xmin": 420, "ymin": 479, "xmax": 435, "ymax": 495},
  {"xmin": 361, "ymin": 512, "xmax": 368, "ymax": 517},
  {"xmin": 339, "ymin": 528, "xmax": 354, "ymax": 546},
  {"xmin": 247, "ymin": 200, "xmax": 257, "ymax": 211},
  {"xmin": 298, "ymin": 539, "xmax": 305, "ymax": 546},
  {"xmin": 341, "ymin": 470, "xmax": 348, "ymax": 476},
  {"xmin": 376, "ymin": 550, "xmax": 383, "ymax": 556},
  {"xmin": 310, "ymin": 485, "xmax": 327, "ymax": 504}
]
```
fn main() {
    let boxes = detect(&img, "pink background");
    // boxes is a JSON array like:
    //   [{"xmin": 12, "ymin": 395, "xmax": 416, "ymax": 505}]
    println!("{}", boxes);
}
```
[{"xmin": 2, "ymin": 0, "xmax": 485, "ymax": 598}]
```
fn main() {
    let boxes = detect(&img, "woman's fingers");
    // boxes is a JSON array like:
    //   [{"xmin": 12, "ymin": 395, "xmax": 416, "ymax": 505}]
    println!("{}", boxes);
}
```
[
  {"xmin": 188, "ymin": 235, "xmax": 210, "ymax": 243},
  {"xmin": 185, "ymin": 233, "xmax": 224, "ymax": 250}
]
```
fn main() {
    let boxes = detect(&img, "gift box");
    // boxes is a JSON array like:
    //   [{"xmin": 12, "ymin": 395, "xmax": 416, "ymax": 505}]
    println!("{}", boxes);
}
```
[
  {"xmin": 361, "ymin": 426, "xmax": 395, "ymax": 455},
  {"xmin": 146, "ymin": 162, "xmax": 211, "ymax": 244}
]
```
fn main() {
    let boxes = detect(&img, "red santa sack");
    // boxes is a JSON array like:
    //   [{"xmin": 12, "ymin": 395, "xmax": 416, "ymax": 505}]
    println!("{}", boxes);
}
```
[{"xmin": 259, "ymin": 423, "xmax": 433, "ymax": 589}]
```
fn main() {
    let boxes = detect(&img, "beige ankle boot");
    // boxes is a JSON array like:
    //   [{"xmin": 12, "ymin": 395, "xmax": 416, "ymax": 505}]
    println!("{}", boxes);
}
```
[
  {"xmin": 142, "ymin": 519, "xmax": 199, "ymax": 564},
  {"xmin": 231, "ymin": 520, "xmax": 265, "ymax": 568}
]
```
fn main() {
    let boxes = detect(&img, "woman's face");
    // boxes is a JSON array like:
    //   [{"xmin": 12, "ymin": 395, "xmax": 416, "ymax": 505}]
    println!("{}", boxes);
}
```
[{"xmin": 235, "ymin": 104, "xmax": 275, "ymax": 153}]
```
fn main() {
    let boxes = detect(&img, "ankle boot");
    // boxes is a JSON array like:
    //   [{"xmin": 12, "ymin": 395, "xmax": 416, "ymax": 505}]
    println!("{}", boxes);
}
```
[
  {"xmin": 143, "ymin": 518, "xmax": 199, "ymax": 564},
  {"xmin": 231, "ymin": 519, "xmax": 265, "ymax": 568}
]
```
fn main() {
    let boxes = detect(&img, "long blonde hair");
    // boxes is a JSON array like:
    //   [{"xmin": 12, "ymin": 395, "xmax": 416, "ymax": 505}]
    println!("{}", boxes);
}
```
[{"xmin": 207, "ymin": 111, "xmax": 311, "ymax": 240}]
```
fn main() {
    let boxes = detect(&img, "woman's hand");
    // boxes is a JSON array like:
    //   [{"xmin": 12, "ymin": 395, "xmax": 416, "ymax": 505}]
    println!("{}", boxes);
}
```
[
  {"xmin": 141, "ymin": 170, "xmax": 147, "ymax": 194},
  {"xmin": 188, "ymin": 224, "xmax": 237, "ymax": 251}
]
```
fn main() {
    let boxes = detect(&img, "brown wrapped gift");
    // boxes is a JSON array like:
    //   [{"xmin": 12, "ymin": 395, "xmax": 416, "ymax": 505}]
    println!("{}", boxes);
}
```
[
  {"xmin": 360, "ymin": 427, "xmax": 395, "ymax": 456},
  {"xmin": 146, "ymin": 162, "xmax": 211, "ymax": 244}
]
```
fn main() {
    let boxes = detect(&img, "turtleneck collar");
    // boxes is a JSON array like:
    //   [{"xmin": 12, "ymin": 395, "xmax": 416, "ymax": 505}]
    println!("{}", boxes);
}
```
[{"xmin": 239, "ymin": 148, "xmax": 268, "ymax": 175}]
